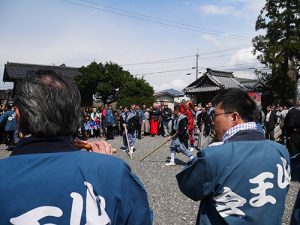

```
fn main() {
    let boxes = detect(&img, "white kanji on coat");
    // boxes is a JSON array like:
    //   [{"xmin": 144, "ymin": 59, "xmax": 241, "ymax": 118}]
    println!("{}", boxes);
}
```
[
  {"xmin": 10, "ymin": 206, "xmax": 63, "ymax": 225},
  {"xmin": 10, "ymin": 182, "xmax": 111, "ymax": 225},
  {"xmin": 277, "ymin": 157, "xmax": 291, "ymax": 189},
  {"xmin": 249, "ymin": 172, "xmax": 276, "ymax": 207},
  {"xmin": 214, "ymin": 187, "xmax": 247, "ymax": 217}
]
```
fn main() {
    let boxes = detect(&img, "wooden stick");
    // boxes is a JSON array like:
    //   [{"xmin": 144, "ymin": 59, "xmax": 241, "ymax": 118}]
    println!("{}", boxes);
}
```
[
  {"xmin": 140, "ymin": 133, "xmax": 177, "ymax": 162},
  {"xmin": 19, "ymin": 133, "xmax": 117, "ymax": 153},
  {"xmin": 73, "ymin": 143, "xmax": 117, "ymax": 153}
]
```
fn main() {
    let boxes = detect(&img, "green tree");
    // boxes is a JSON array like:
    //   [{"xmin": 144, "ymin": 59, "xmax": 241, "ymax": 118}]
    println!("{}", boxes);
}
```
[
  {"xmin": 252, "ymin": 0, "xmax": 300, "ymax": 102},
  {"xmin": 117, "ymin": 76, "xmax": 155, "ymax": 107},
  {"xmin": 74, "ymin": 62, "xmax": 101, "ymax": 106},
  {"xmin": 95, "ymin": 62, "xmax": 132, "ymax": 103},
  {"xmin": 75, "ymin": 61, "xmax": 155, "ymax": 107}
]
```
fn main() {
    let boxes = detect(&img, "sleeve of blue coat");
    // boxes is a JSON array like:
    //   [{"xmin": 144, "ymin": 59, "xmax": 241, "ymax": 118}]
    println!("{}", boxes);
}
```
[
  {"xmin": 176, "ymin": 150, "xmax": 216, "ymax": 201},
  {"xmin": 121, "ymin": 164, "xmax": 153, "ymax": 225},
  {"xmin": 290, "ymin": 153, "xmax": 300, "ymax": 225},
  {"xmin": 291, "ymin": 153, "xmax": 300, "ymax": 181}
]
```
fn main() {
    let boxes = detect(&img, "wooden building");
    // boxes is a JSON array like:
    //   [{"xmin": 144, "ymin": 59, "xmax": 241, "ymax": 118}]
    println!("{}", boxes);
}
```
[
  {"xmin": 154, "ymin": 88, "xmax": 186, "ymax": 110},
  {"xmin": 184, "ymin": 68, "xmax": 262, "ymax": 105}
]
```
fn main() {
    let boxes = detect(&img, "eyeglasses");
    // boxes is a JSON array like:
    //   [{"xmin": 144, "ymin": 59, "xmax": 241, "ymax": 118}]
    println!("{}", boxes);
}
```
[{"xmin": 214, "ymin": 112, "xmax": 234, "ymax": 117}]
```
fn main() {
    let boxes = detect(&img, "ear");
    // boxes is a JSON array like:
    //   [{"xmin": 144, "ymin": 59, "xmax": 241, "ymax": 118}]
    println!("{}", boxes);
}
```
[
  {"xmin": 231, "ymin": 112, "xmax": 238, "ymax": 125},
  {"xmin": 231, "ymin": 112, "xmax": 242, "ymax": 125}
]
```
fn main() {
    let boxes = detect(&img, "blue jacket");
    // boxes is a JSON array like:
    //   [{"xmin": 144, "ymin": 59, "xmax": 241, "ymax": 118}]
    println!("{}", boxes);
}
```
[
  {"xmin": 177, "ymin": 130, "xmax": 290, "ymax": 225},
  {"xmin": 0, "ymin": 136, "xmax": 152, "ymax": 225},
  {"xmin": 121, "ymin": 111, "xmax": 136, "ymax": 133},
  {"xmin": 105, "ymin": 109, "xmax": 115, "ymax": 126},
  {"xmin": 0, "ymin": 110, "xmax": 18, "ymax": 132},
  {"xmin": 290, "ymin": 154, "xmax": 300, "ymax": 225},
  {"xmin": 135, "ymin": 109, "xmax": 144, "ymax": 124}
]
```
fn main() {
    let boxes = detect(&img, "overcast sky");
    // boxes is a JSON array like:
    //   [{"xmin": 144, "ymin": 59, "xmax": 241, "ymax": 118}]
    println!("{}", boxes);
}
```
[{"xmin": 0, "ymin": 0, "xmax": 265, "ymax": 91}]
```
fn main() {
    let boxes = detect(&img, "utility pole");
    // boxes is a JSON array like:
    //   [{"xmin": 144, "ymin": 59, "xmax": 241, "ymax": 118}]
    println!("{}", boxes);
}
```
[{"xmin": 196, "ymin": 49, "xmax": 199, "ymax": 80}]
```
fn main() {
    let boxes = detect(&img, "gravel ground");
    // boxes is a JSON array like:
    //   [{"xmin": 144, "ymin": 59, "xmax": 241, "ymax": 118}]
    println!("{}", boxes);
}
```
[{"xmin": 0, "ymin": 136, "xmax": 299, "ymax": 225}]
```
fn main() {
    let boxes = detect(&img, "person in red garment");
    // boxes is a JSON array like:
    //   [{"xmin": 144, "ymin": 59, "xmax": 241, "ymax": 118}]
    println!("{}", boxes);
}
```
[
  {"xmin": 180, "ymin": 100, "xmax": 186, "ymax": 114},
  {"xmin": 150, "ymin": 103, "xmax": 160, "ymax": 136},
  {"xmin": 185, "ymin": 101, "xmax": 195, "ymax": 151}
]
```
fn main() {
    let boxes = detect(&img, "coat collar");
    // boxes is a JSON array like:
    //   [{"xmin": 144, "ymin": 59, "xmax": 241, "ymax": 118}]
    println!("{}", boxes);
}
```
[{"xmin": 11, "ymin": 136, "xmax": 79, "ymax": 156}]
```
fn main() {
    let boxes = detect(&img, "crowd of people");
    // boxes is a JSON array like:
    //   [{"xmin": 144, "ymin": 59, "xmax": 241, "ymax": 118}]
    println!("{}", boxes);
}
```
[
  {"xmin": 0, "ymin": 70, "xmax": 300, "ymax": 225},
  {"xmin": 78, "ymin": 98, "xmax": 300, "ymax": 161},
  {"xmin": 0, "ymin": 92, "xmax": 299, "ymax": 161},
  {"xmin": 79, "ymin": 103, "xmax": 171, "ymax": 140}
]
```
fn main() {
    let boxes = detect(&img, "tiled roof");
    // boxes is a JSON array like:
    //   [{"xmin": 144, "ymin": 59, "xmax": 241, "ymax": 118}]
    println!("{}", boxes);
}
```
[
  {"xmin": 235, "ymin": 77, "xmax": 260, "ymax": 89},
  {"xmin": 155, "ymin": 88, "xmax": 184, "ymax": 97},
  {"xmin": 184, "ymin": 68, "xmax": 246, "ymax": 93},
  {"xmin": 210, "ymin": 75, "xmax": 244, "ymax": 89},
  {"xmin": 207, "ymin": 68, "xmax": 234, "ymax": 78},
  {"xmin": 186, "ymin": 86, "xmax": 220, "ymax": 93},
  {"xmin": 3, "ymin": 62, "xmax": 81, "ymax": 82}
]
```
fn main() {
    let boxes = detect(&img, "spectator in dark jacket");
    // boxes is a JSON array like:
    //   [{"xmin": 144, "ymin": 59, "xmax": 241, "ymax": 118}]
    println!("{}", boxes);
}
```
[
  {"xmin": 284, "ymin": 100, "xmax": 300, "ymax": 157},
  {"xmin": 197, "ymin": 106, "xmax": 211, "ymax": 137},
  {"xmin": 161, "ymin": 104, "xmax": 173, "ymax": 137},
  {"xmin": 265, "ymin": 105, "xmax": 277, "ymax": 140}
]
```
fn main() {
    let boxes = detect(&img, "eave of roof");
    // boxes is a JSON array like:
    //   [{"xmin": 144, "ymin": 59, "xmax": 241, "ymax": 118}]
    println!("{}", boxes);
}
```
[
  {"xmin": 183, "ymin": 68, "xmax": 248, "ymax": 94},
  {"xmin": 3, "ymin": 62, "xmax": 81, "ymax": 82},
  {"xmin": 154, "ymin": 88, "xmax": 184, "ymax": 97},
  {"xmin": 185, "ymin": 86, "xmax": 220, "ymax": 93}
]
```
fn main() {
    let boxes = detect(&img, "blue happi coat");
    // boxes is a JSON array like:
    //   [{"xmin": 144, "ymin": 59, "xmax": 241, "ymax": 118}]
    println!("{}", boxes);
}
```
[
  {"xmin": 105, "ymin": 109, "xmax": 115, "ymax": 126},
  {"xmin": 0, "ymin": 136, "xmax": 152, "ymax": 225},
  {"xmin": 121, "ymin": 111, "xmax": 136, "ymax": 147},
  {"xmin": 0, "ymin": 110, "xmax": 18, "ymax": 132},
  {"xmin": 290, "ymin": 153, "xmax": 300, "ymax": 225},
  {"xmin": 176, "ymin": 129, "xmax": 290, "ymax": 225},
  {"xmin": 170, "ymin": 114, "xmax": 189, "ymax": 151},
  {"xmin": 121, "ymin": 111, "xmax": 136, "ymax": 132}
]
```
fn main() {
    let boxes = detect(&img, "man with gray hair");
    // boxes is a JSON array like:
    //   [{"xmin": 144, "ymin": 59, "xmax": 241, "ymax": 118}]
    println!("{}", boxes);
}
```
[{"xmin": 0, "ymin": 70, "xmax": 152, "ymax": 225}]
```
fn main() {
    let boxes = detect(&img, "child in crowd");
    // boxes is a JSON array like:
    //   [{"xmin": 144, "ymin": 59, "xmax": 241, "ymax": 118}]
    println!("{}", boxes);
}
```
[{"xmin": 83, "ymin": 116, "xmax": 92, "ymax": 139}]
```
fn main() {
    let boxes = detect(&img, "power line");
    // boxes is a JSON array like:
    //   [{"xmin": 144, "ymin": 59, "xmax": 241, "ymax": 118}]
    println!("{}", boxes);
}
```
[
  {"xmin": 79, "ymin": 0, "xmax": 248, "ymax": 40},
  {"xmin": 136, "ymin": 68, "xmax": 193, "ymax": 76},
  {"xmin": 122, "ymin": 59, "xmax": 192, "ymax": 66},
  {"xmin": 210, "ymin": 62, "xmax": 260, "ymax": 69},
  {"xmin": 61, "ymin": 0, "xmax": 248, "ymax": 40},
  {"xmin": 199, "ymin": 47, "xmax": 252, "ymax": 55},
  {"xmin": 121, "ymin": 46, "xmax": 251, "ymax": 66},
  {"xmin": 121, "ymin": 55, "xmax": 195, "ymax": 66},
  {"xmin": 122, "ymin": 52, "xmax": 253, "ymax": 67},
  {"xmin": 133, "ymin": 62, "xmax": 263, "ymax": 77},
  {"xmin": 199, "ymin": 53, "xmax": 242, "ymax": 60}
]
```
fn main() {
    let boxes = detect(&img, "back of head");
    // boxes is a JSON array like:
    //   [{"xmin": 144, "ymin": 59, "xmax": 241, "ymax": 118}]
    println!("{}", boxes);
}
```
[
  {"xmin": 286, "ymin": 99, "xmax": 295, "ymax": 108},
  {"xmin": 212, "ymin": 88, "xmax": 257, "ymax": 122},
  {"xmin": 6, "ymin": 104, "xmax": 12, "ymax": 111},
  {"xmin": 174, "ymin": 105, "xmax": 180, "ymax": 113},
  {"xmin": 14, "ymin": 70, "xmax": 82, "ymax": 137}
]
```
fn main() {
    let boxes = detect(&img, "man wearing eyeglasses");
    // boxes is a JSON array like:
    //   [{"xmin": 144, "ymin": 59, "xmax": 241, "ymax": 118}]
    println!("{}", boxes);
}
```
[{"xmin": 176, "ymin": 88, "xmax": 290, "ymax": 225}]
